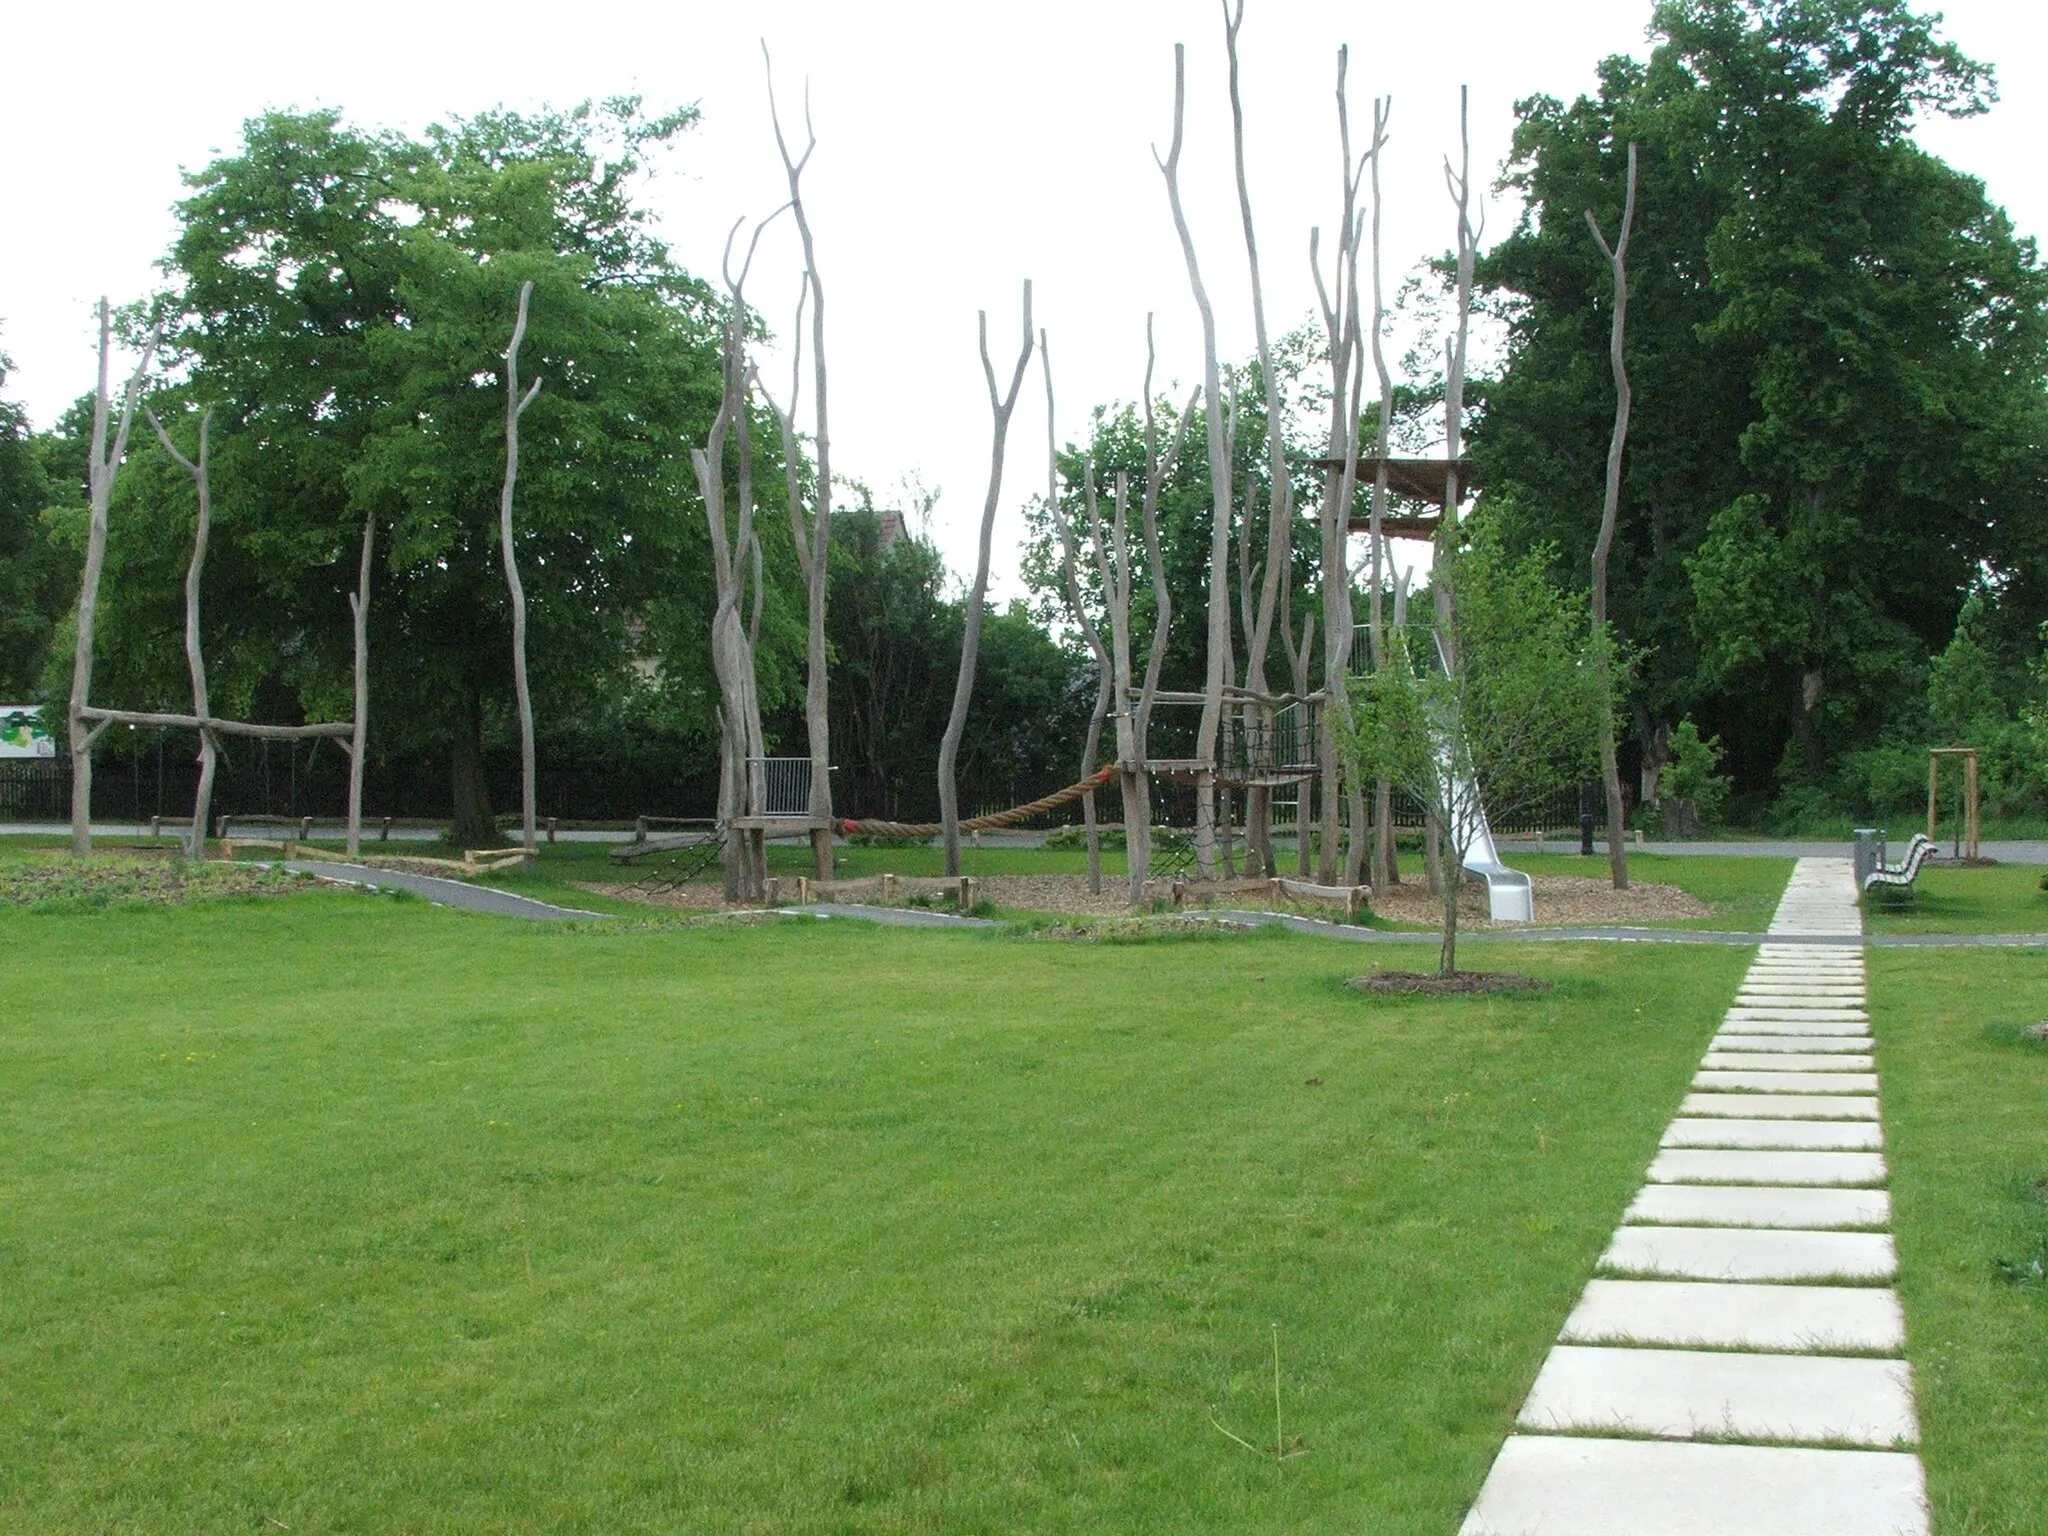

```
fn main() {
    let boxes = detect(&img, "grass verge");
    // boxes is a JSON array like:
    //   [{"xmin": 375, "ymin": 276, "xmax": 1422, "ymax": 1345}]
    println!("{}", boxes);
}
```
[
  {"xmin": 0, "ymin": 896, "xmax": 1741, "ymax": 1533},
  {"xmin": 1864, "ymin": 863, "xmax": 2048, "ymax": 936},
  {"xmin": 1874, "ymin": 946, "xmax": 2048, "ymax": 1534}
]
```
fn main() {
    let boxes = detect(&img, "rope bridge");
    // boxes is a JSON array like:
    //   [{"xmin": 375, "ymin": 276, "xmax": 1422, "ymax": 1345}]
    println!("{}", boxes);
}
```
[{"xmin": 839, "ymin": 765, "xmax": 1118, "ymax": 839}]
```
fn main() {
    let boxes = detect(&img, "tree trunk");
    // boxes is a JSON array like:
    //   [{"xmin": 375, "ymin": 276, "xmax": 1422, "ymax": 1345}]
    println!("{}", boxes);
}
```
[
  {"xmin": 1437, "ymin": 819, "xmax": 1461, "ymax": 976},
  {"xmin": 1586, "ymin": 143, "xmax": 1637, "ymax": 890},
  {"xmin": 939, "ymin": 285, "xmax": 1034, "ymax": 876},
  {"xmin": 1081, "ymin": 667, "xmax": 1109, "ymax": 894},
  {"xmin": 1222, "ymin": 4, "xmax": 1293, "ymax": 883},
  {"xmin": 146, "ymin": 405, "xmax": 219, "ymax": 859},
  {"xmin": 68, "ymin": 302, "xmax": 156, "ymax": 856},
  {"xmin": 346, "ymin": 514, "xmax": 374, "ymax": 858},
  {"xmin": 448, "ymin": 682, "xmax": 499, "ymax": 849},
  {"xmin": 765, "ymin": 57, "xmax": 837, "ymax": 881},
  {"xmin": 1373, "ymin": 780, "xmax": 1395, "ymax": 884},
  {"xmin": 1158, "ymin": 45, "xmax": 1232, "ymax": 881},
  {"xmin": 499, "ymin": 280, "xmax": 543, "ymax": 862}
]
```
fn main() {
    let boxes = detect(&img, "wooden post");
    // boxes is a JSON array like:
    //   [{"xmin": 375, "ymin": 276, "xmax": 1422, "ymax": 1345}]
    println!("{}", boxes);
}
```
[
  {"xmin": 1926, "ymin": 752, "xmax": 1938, "ymax": 846},
  {"xmin": 1966, "ymin": 750, "xmax": 1980, "ymax": 859}
]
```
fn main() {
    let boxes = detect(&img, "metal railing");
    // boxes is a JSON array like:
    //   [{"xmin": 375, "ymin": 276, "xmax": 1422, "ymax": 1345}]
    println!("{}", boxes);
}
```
[{"xmin": 745, "ymin": 757, "xmax": 814, "ymax": 819}]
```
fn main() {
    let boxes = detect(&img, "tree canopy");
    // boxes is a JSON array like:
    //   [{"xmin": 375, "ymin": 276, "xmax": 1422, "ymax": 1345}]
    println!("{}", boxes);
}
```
[{"xmin": 1472, "ymin": 0, "xmax": 2048, "ymax": 810}]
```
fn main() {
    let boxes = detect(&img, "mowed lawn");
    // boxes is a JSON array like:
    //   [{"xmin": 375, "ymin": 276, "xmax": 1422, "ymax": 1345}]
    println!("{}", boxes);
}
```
[
  {"xmin": 1874, "ymin": 946, "xmax": 2048, "ymax": 1534},
  {"xmin": 0, "ymin": 892, "xmax": 1744, "ymax": 1533}
]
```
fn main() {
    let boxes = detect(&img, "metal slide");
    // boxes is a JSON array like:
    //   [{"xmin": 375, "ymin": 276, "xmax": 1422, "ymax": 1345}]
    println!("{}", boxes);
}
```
[{"xmin": 1430, "ymin": 634, "xmax": 1534, "ymax": 923}]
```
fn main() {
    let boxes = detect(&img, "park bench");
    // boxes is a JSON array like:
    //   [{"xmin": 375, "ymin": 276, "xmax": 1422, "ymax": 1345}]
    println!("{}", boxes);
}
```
[{"xmin": 1862, "ymin": 832, "xmax": 1933, "ymax": 899}]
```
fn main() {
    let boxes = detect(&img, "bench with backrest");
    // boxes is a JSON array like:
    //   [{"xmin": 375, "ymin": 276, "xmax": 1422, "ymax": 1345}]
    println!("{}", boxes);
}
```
[{"xmin": 1863, "ymin": 832, "xmax": 1933, "ymax": 898}]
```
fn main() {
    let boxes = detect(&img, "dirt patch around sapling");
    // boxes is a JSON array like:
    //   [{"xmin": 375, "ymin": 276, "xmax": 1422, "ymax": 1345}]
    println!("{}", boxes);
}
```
[{"xmin": 1347, "ymin": 968, "xmax": 1553, "ymax": 996}]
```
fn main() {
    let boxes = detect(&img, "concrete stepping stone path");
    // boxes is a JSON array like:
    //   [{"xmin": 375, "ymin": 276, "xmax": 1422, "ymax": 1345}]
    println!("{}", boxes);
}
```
[{"xmin": 1459, "ymin": 857, "xmax": 1928, "ymax": 1535}]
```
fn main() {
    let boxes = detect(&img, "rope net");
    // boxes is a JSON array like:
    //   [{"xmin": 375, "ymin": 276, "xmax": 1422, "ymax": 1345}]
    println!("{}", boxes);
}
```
[{"xmin": 839, "ymin": 766, "xmax": 1118, "ymax": 840}]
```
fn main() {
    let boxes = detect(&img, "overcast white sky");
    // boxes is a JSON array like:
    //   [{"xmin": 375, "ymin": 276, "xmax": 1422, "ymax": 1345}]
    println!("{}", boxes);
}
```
[{"xmin": 5, "ymin": 0, "xmax": 2043, "ymax": 600}]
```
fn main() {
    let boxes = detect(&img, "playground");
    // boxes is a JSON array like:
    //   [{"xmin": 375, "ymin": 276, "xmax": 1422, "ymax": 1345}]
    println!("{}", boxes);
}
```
[
  {"xmin": 5, "ymin": 1, "xmax": 2047, "ymax": 1531},
  {"xmin": 1, "ymin": 852, "xmax": 2044, "ymax": 1533}
]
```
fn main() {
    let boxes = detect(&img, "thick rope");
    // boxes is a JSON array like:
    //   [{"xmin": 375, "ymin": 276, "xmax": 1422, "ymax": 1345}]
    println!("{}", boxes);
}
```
[{"xmin": 840, "ymin": 765, "xmax": 1118, "ymax": 839}]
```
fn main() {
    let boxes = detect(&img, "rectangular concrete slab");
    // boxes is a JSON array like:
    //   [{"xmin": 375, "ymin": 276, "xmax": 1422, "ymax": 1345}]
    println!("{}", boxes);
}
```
[
  {"xmin": 1661, "ymin": 1118, "xmax": 1881, "ymax": 1151},
  {"xmin": 1728, "ymin": 1003, "xmax": 1875, "ymax": 1015},
  {"xmin": 1725, "ymin": 1008, "xmax": 1871, "ymax": 1025},
  {"xmin": 1517, "ymin": 1345, "xmax": 1917, "ymax": 1446},
  {"xmin": 1718, "ymin": 1016, "xmax": 1874, "ymax": 1036},
  {"xmin": 1646, "ymin": 1148, "xmax": 1887, "ymax": 1186},
  {"xmin": 1702, "ymin": 1051, "xmax": 1877, "ymax": 1072},
  {"xmin": 1706, "ymin": 1034, "xmax": 1874, "ymax": 1053},
  {"xmin": 1601, "ymin": 1224, "xmax": 1897, "ymax": 1281},
  {"xmin": 1744, "ymin": 975, "xmax": 1866, "ymax": 985},
  {"xmin": 1626, "ymin": 1183, "xmax": 1891, "ymax": 1230},
  {"xmin": 1693, "ymin": 1069, "xmax": 1879, "ymax": 1094},
  {"xmin": 1561, "ymin": 1279, "xmax": 1905, "ymax": 1352},
  {"xmin": 1680, "ymin": 1092, "xmax": 1880, "ymax": 1120},
  {"xmin": 1734, "ymin": 977, "xmax": 1867, "ymax": 990},
  {"xmin": 1457, "ymin": 1435, "xmax": 1928, "ymax": 1536}
]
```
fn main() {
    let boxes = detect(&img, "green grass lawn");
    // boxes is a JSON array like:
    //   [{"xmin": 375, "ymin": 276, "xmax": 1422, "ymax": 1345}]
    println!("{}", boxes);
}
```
[
  {"xmin": 1864, "ymin": 863, "xmax": 2048, "ymax": 935},
  {"xmin": 0, "ymin": 891, "xmax": 1744, "ymax": 1534},
  {"xmin": 1873, "ymin": 947, "xmax": 2048, "ymax": 1533}
]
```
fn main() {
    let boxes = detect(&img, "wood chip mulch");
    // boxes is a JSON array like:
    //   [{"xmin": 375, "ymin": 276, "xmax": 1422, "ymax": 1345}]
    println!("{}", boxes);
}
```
[
  {"xmin": 579, "ymin": 869, "xmax": 1712, "ymax": 928},
  {"xmin": 1347, "ymin": 970, "xmax": 1552, "ymax": 995}
]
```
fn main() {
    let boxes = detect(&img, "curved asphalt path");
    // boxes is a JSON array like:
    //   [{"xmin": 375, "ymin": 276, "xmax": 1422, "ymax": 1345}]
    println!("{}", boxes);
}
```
[{"xmin": 285, "ymin": 860, "xmax": 602, "ymax": 921}]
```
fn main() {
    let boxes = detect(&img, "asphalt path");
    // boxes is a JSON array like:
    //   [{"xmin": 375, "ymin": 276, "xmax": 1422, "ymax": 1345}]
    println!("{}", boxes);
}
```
[{"xmin": 284, "ymin": 860, "xmax": 602, "ymax": 921}]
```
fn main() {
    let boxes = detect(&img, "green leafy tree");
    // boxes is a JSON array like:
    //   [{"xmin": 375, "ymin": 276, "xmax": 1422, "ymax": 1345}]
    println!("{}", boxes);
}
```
[
  {"xmin": 0, "ymin": 355, "xmax": 62, "ymax": 697},
  {"xmin": 75, "ymin": 101, "xmax": 776, "ymax": 846},
  {"xmin": 1473, "ymin": 0, "xmax": 2048, "ymax": 804},
  {"xmin": 1345, "ymin": 530, "xmax": 1612, "ymax": 974}
]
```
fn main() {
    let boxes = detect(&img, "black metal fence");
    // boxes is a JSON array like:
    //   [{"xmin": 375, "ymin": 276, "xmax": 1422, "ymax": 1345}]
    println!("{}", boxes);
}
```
[{"xmin": 1, "ymin": 735, "xmax": 722, "ymax": 827}]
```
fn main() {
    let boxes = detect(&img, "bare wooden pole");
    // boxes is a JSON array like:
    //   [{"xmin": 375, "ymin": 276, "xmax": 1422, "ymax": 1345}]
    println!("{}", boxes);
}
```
[
  {"xmin": 1366, "ymin": 95, "xmax": 1397, "ymax": 888},
  {"xmin": 1129, "ymin": 324, "xmax": 1198, "ymax": 907},
  {"xmin": 1435, "ymin": 85, "xmax": 1480, "ymax": 976},
  {"xmin": 69, "ymin": 302, "xmax": 158, "ymax": 856},
  {"xmin": 145, "ymin": 405, "xmax": 218, "ymax": 857},
  {"xmin": 695, "ymin": 215, "xmax": 780, "ymax": 900},
  {"xmin": 346, "ymin": 511, "xmax": 374, "ymax": 857},
  {"xmin": 498, "ymin": 279, "xmax": 544, "ymax": 859},
  {"xmin": 939, "ymin": 282, "xmax": 1035, "ymax": 877},
  {"xmin": 1156, "ymin": 44, "xmax": 1233, "ymax": 880},
  {"xmin": 1586, "ymin": 141, "xmax": 1637, "ymax": 889},
  {"xmin": 1222, "ymin": 0, "xmax": 1294, "ymax": 879},
  {"xmin": 1309, "ymin": 53, "xmax": 1377, "ymax": 884},
  {"xmin": 1045, "ymin": 337, "xmax": 1114, "ymax": 894},
  {"xmin": 764, "ymin": 47, "xmax": 836, "ymax": 881}
]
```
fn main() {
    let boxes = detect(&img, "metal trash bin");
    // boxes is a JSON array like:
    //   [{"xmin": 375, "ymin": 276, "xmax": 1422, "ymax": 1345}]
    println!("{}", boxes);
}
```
[{"xmin": 1853, "ymin": 828, "xmax": 1882, "ymax": 891}]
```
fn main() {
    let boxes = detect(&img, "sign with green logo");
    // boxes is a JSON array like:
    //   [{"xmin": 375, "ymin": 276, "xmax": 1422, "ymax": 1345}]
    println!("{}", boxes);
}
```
[{"xmin": 1, "ymin": 707, "xmax": 56, "ymax": 759}]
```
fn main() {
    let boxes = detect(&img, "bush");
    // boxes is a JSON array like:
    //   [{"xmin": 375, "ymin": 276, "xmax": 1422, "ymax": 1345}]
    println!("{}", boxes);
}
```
[{"xmin": 1658, "ymin": 718, "xmax": 1731, "ymax": 832}]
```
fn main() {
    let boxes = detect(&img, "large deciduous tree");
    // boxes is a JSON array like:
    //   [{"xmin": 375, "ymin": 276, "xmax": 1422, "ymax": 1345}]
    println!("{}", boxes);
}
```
[
  {"xmin": 1474, "ymin": 0, "xmax": 2048, "ymax": 806},
  {"xmin": 158, "ymin": 102, "xmax": 735, "ymax": 847}
]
